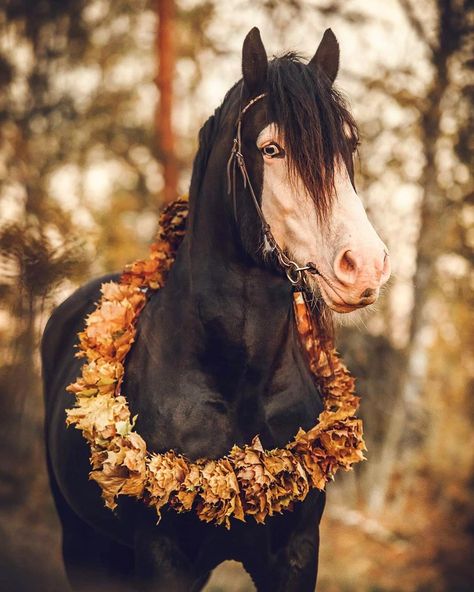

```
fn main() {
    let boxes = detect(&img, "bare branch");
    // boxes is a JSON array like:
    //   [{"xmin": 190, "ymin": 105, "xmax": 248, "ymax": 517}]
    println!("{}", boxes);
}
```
[{"xmin": 398, "ymin": 0, "xmax": 436, "ymax": 56}]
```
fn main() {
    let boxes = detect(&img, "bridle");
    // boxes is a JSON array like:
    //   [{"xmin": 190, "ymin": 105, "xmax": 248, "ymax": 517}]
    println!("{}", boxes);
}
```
[
  {"xmin": 226, "ymin": 92, "xmax": 319, "ymax": 288},
  {"xmin": 226, "ymin": 92, "xmax": 383, "ymax": 311}
]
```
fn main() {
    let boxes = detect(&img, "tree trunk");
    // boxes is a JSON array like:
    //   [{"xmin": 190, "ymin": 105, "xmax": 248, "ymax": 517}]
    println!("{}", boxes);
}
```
[
  {"xmin": 367, "ymin": 0, "xmax": 462, "ymax": 514},
  {"xmin": 155, "ymin": 0, "xmax": 178, "ymax": 205}
]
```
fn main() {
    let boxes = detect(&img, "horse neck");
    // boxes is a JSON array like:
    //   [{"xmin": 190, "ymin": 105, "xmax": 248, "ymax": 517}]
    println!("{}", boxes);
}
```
[{"xmin": 160, "ymin": 170, "xmax": 296, "ymax": 396}]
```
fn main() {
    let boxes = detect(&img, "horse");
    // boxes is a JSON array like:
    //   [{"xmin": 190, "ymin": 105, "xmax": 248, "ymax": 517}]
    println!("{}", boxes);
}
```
[{"xmin": 42, "ymin": 27, "xmax": 390, "ymax": 592}]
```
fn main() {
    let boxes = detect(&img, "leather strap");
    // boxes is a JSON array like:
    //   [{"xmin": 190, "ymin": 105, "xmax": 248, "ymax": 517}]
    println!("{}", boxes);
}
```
[{"xmin": 226, "ymin": 93, "xmax": 319, "ymax": 287}]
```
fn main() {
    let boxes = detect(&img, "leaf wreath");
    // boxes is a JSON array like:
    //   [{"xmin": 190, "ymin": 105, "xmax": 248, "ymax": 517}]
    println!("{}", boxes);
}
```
[{"xmin": 66, "ymin": 199, "xmax": 366, "ymax": 529}]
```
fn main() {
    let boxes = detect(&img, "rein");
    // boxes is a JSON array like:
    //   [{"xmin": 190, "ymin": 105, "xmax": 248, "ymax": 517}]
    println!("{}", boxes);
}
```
[{"xmin": 226, "ymin": 92, "xmax": 319, "ymax": 287}]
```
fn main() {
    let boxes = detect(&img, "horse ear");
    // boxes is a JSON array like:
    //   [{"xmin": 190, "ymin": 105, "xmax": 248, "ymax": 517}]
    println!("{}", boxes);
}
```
[
  {"xmin": 242, "ymin": 27, "xmax": 268, "ymax": 96},
  {"xmin": 308, "ymin": 28, "xmax": 339, "ymax": 84}
]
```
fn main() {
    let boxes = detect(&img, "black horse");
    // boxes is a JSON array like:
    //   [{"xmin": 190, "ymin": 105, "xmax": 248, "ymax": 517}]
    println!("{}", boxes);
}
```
[{"xmin": 43, "ymin": 28, "xmax": 390, "ymax": 591}]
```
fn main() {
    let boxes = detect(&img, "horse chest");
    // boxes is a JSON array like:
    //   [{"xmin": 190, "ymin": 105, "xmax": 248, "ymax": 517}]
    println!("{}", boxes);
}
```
[{"xmin": 128, "ymin": 343, "xmax": 323, "ymax": 460}]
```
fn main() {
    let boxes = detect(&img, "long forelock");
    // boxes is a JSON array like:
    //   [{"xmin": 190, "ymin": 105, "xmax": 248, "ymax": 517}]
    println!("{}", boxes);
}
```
[{"xmin": 267, "ymin": 53, "xmax": 358, "ymax": 221}]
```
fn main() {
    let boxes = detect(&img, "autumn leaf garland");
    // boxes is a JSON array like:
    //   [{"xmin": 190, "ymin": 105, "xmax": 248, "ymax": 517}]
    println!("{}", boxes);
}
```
[{"xmin": 66, "ymin": 199, "xmax": 366, "ymax": 528}]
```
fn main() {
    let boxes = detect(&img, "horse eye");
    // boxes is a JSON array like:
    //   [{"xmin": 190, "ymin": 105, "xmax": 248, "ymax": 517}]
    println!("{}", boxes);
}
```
[{"xmin": 261, "ymin": 143, "xmax": 284, "ymax": 158}]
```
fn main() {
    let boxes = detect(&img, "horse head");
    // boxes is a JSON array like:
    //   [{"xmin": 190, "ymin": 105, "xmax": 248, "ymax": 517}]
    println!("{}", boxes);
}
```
[{"xmin": 226, "ymin": 27, "xmax": 391, "ymax": 314}]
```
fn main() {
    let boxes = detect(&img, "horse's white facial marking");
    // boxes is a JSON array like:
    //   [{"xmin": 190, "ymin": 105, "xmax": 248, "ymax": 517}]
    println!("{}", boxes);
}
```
[{"xmin": 257, "ymin": 124, "xmax": 391, "ymax": 313}]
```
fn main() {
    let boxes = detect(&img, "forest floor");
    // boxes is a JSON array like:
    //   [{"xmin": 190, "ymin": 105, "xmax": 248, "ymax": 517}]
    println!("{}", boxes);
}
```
[{"xmin": 0, "ymin": 458, "xmax": 471, "ymax": 592}]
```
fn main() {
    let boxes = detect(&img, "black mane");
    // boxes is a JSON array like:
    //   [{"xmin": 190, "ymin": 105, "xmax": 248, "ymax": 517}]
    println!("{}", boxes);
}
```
[
  {"xmin": 190, "ymin": 53, "xmax": 358, "ymax": 222},
  {"xmin": 188, "ymin": 81, "xmax": 240, "ymax": 202}
]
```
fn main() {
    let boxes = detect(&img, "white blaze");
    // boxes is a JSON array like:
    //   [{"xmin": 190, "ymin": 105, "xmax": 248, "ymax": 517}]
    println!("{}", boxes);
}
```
[{"xmin": 257, "ymin": 124, "xmax": 390, "ymax": 312}]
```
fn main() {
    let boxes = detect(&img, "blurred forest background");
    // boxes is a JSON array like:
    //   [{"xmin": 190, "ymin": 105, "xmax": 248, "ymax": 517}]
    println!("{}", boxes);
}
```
[{"xmin": 0, "ymin": 0, "xmax": 472, "ymax": 590}]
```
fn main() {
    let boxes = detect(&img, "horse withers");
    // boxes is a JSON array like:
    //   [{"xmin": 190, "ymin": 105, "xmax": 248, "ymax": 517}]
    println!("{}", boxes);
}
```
[{"xmin": 42, "ymin": 27, "xmax": 390, "ymax": 592}]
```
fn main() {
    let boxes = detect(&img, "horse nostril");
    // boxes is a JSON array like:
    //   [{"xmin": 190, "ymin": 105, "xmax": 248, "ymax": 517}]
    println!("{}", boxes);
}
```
[
  {"xmin": 333, "ymin": 249, "xmax": 359, "ymax": 286},
  {"xmin": 360, "ymin": 288, "xmax": 375, "ymax": 299},
  {"xmin": 341, "ymin": 250, "xmax": 357, "ymax": 272}
]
